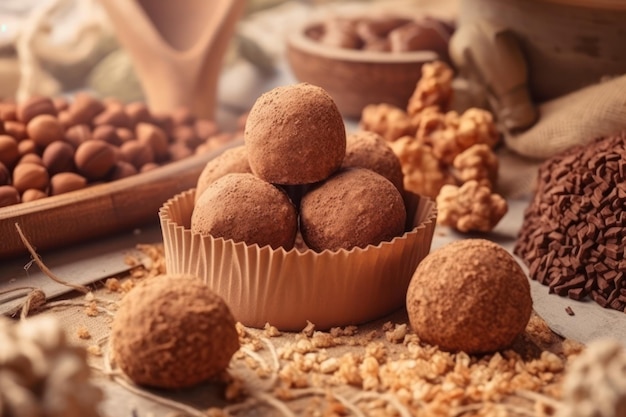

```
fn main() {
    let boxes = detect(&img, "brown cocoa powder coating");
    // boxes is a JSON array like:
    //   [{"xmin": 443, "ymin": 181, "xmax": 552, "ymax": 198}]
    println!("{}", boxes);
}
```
[
  {"xmin": 195, "ymin": 145, "xmax": 251, "ymax": 202},
  {"xmin": 342, "ymin": 131, "xmax": 404, "ymax": 192},
  {"xmin": 192, "ymin": 173, "xmax": 298, "ymax": 250},
  {"xmin": 244, "ymin": 83, "xmax": 346, "ymax": 184},
  {"xmin": 111, "ymin": 274, "xmax": 240, "ymax": 389},
  {"xmin": 406, "ymin": 239, "xmax": 532, "ymax": 355},
  {"xmin": 300, "ymin": 168, "xmax": 406, "ymax": 252}
]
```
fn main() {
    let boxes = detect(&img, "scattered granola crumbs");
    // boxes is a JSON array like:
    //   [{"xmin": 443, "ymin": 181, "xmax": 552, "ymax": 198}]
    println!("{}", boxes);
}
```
[
  {"xmin": 279, "ymin": 362, "xmax": 309, "ymax": 388},
  {"xmin": 119, "ymin": 279, "xmax": 135, "ymax": 293},
  {"xmin": 320, "ymin": 358, "xmax": 340, "ymax": 374},
  {"xmin": 41, "ymin": 237, "xmax": 586, "ymax": 417},
  {"xmin": 223, "ymin": 374, "xmax": 246, "ymax": 402},
  {"xmin": 236, "ymin": 322, "xmax": 249, "ymax": 338},
  {"xmin": 385, "ymin": 323, "xmax": 407, "ymax": 343},
  {"xmin": 264, "ymin": 322, "xmax": 281, "ymax": 337},
  {"xmin": 334, "ymin": 353, "xmax": 363, "ymax": 387},
  {"xmin": 359, "ymin": 356, "xmax": 381, "ymax": 390},
  {"xmin": 294, "ymin": 338, "xmax": 315, "ymax": 354},
  {"xmin": 363, "ymin": 330, "xmax": 380, "ymax": 343},
  {"xmin": 86, "ymin": 345, "xmax": 102, "ymax": 356},
  {"xmin": 302, "ymin": 320, "xmax": 316, "ymax": 337},
  {"xmin": 123, "ymin": 253, "xmax": 142, "ymax": 268},
  {"xmin": 381, "ymin": 321, "xmax": 394, "ymax": 332},
  {"xmin": 330, "ymin": 325, "xmax": 358, "ymax": 337},
  {"xmin": 84, "ymin": 301, "xmax": 99, "ymax": 317},
  {"xmin": 76, "ymin": 326, "xmax": 91, "ymax": 340},
  {"xmin": 130, "ymin": 268, "xmax": 147, "ymax": 279},
  {"xmin": 84, "ymin": 292, "xmax": 95, "ymax": 301},
  {"xmin": 366, "ymin": 342, "xmax": 388, "ymax": 363},
  {"xmin": 312, "ymin": 331, "xmax": 336, "ymax": 348},
  {"xmin": 105, "ymin": 278, "xmax": 121, "ymax": 292}
]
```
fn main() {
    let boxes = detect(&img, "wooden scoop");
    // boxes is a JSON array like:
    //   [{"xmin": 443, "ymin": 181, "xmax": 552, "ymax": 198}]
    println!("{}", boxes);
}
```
[{"xmin": 98, "ymin": 0, "xmax": 246, "ymax": 119}]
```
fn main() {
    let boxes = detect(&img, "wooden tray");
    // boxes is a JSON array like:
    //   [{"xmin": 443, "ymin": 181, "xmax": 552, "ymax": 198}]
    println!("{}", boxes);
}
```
[{"xmin": 0, "ymin": 142, "xmax": 237, "ymax": 260}]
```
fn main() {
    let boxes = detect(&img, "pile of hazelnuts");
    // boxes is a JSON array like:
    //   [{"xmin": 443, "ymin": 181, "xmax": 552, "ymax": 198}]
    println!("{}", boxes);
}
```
[{"xmin": 0, "ymin": 94, "xmax": 234, "ymax": 208}]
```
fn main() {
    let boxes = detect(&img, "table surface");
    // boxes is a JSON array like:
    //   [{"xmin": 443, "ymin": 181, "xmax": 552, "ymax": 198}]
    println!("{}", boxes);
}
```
[{"xmin": 0, "ymin": 1, "xmax": 624, "ymax": 416}]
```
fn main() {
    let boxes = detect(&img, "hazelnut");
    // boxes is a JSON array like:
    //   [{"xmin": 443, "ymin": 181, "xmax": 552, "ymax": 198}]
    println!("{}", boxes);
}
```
[
  {"xmin": 16, "ymin": 96, "xmax": 57, "ymax": 123},
  {"xmin": 75, "ymin": 141, "xmax": 116, "ymax": 180},
  {"xmin": 0, "ymin": 134, "xmax": 19, "ymax": 168},
  {"xmin": 0, "ymin": 185, "xmax": 20, "ymax": 207},
  {"xmin": 103, "ymin": 97, "xmax": 124, "ymax": 112},
  {"xmin": 4, "ymin": 121, "xmax": 27, "ymax": 141},
  {"xmin": 50, "ymin": 172, "xmax": 87, "ymax": 195},
  {"xmin": 108, "ymin": 161, "xmax": 137, "ymax": 181},
  {"xmin": 0, "ymin": 102, "xmax": 17, "ymax": 121},
  {"xmin": 151, "ymin": 113, "xmax": 175, "ymax": 137},
  {"xmin": 140, "ymin": 162, "xmax": 159, "ymax": 173},
  {"xmin": 171, "ymin": 106, "xmax": 195, "ymax": 125},
  {"xmin": 52, "ymin": 97, "xmax": 69, "ymax": 112},
  {"xmin": 68, "ymin": 92, "xmax": 105, "ymax": 125},
  {"xmin": 27, "ymin": 114, "xmax": 64, "ymax": 147},
  {"xmin": 194, "ymin": 119, "xmax": 218, "ymax": 140},
  {"xmin": 168, "ymin": 142, "xmax": 192, "ymax": 161},
  {"xmin": 42, "ymin": 141, "xmax": 76, "ymax": 175},
  {"xmin": 21, "ymin": 188, "xmax": 48, "ymax": 202},
  {"xmin": 57, "ymin": 110, "xmax": 74, "ymax": 130},
  {"xmin": 93, "ymin": 108, "xmax": 133, "ymax": 129},
  {"xmin": 19, "ymin": 153, "xmax": 44, "ymax": 166},
  {"xmin": 406, "ymin": 239, "xmax": 532, "ymax": 354},
  {"xmin": 120, "ymin": 140, "xmax": 154, "ymax": 169},
  {"xmin": 17, "ymin": 139, "xmax": 37, "ymax": 156},
  {"xmin": 115, "ymin": 127, "xmax": 134, "ymax": 143},
  {"xmin": 136, "ymin": 123, "xmax": 169, "ymax": 161},
  {"xmin": 124, "ymin": 102, "xmax": 152, "ymax": 126},
  {"xmin": 12, "ymin": 162, "xmax": 49, "ymax": 192},
  {"xmin": 65, "ymin": 124, "xmax": 92, "ymax": 148},
  {"xmin": 173, "ymin": 125, "xmax": 201, "ymax": 148},
  {"xmin": 111, "ymin": 274, "xmax": 240, "ymax": 389},
  {"xmin": 0, "ymin": 162, "xmax": 9, "ymax": 185},
  {"xmin": 93, "ymin": 125, "xmax": 122, "ymax": 146}
]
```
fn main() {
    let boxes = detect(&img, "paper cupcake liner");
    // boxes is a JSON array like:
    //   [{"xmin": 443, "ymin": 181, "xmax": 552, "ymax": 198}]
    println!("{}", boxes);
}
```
[{"xmin": 159, "ymin": 189, "xmax": 437, "ymax": 331}]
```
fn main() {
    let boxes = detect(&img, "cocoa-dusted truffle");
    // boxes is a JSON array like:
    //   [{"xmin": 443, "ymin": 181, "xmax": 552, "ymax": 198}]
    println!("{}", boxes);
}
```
[
  {"xmin": 195, "ymin": 145, "xmax": 251, "ymax": 202},
  {"xmin": 111, "ymin": 274, "xmax": 240, "ymax": 389},
  {"xmin": 406, "ymin": 239, "xmax": 532, "ymax": 354},
  {"xmin": 300, "ymin": 168, "xmax": 406, "ymax": 252},
  {"xmin": 244, "ymin": 83, "xmax": 346, "ymax": 184},
  {"xmin": 192, "ymin": 173, "xmax": 298, "ymax": 250},
  {"xmin": 342, "ymin": 131, "xmax": 404, "ymax": 192}
]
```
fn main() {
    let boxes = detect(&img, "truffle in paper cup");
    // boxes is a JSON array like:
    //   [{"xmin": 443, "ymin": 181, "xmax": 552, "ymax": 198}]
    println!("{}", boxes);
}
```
[{"xmin": 159, "ymin": 189, "xmax": 436, "ymax": 331}]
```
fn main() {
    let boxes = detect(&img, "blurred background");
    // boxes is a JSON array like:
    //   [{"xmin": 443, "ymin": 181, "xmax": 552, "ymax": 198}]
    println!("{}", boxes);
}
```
[{"xmin": 0, "ymin": 0, "xmax": 456, "ymax": 128}]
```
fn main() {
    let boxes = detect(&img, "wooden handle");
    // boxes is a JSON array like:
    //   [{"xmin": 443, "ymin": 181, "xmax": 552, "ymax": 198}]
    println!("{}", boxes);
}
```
[{"xmin": 97, "ymin": 0, "xmax": 247, "ymax": 119}]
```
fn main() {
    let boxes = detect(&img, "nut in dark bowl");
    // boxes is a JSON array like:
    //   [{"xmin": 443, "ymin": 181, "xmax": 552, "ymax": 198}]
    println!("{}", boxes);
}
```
[{"xmin": 286, "ymin": 14, "xmax": 452, "ymax": 118}]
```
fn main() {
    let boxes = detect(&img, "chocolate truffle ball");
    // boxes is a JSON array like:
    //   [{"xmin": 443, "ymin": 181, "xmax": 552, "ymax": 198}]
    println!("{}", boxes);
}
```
[
  {"xmin": 244, "ymin": 83, "xmax": 346, "ymax": 184},
  {"xmin": 342, "ymin": 131, "xmax": 404, "ymax": 192},
  {"xmin": 300, "ymin": 168, "xmax": 406, "ymax": 252},
  {"xmin": 192, "ymin": 173, "xmax": 298, "ymax": 250},
  {"xmin": 406, "ymin": 239, "xmax": 532, "ymax": 354},
  {"xmin": 195, "ymin": 145, "xmax": 251, "ymax": 202},
  {"xmin": 111, "ymin": 274, "xmax": 240, "ymax": 389}
]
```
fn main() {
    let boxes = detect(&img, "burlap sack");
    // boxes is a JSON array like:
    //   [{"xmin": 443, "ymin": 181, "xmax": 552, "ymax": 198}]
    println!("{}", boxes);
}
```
[{"xmin": 504, "ymin": 74, "xmax": 626, "ymax": 160}]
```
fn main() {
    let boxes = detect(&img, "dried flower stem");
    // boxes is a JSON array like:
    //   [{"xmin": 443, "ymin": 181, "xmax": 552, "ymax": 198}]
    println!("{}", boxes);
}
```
[{"xmin": 15, "ymin": 222, "xmax": 90, "ymax": 294}]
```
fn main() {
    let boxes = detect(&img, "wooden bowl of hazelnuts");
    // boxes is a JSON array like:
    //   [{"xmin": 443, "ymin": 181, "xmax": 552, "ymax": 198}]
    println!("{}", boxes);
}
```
[{"xmin": 286, "ymin": 14, "xmax": 453, "ymax": 119}]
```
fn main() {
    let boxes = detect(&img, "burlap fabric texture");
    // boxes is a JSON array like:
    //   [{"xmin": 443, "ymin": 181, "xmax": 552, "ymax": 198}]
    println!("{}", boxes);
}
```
[{"xmin": 504, "ymin": 75, "xmax": 626, "ymax": 160}]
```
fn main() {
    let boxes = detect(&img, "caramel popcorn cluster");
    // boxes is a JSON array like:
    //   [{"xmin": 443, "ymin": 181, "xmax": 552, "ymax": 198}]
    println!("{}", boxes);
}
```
[{"xmin": 360, "ymin": 61, "xmax": 507, "ymax": 232}]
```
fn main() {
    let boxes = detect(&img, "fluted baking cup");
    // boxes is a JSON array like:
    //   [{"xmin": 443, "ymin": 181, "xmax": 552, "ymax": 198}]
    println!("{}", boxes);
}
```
[{"xmin": 159, "ymin": 189, "xmax": 436, "ymax": 331}]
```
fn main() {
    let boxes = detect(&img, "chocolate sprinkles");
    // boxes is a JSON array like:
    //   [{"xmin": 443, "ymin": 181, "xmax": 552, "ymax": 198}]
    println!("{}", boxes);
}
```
[{"xmin": 514, "ymin": 132, "xmax": 626, "ymax": 312}]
